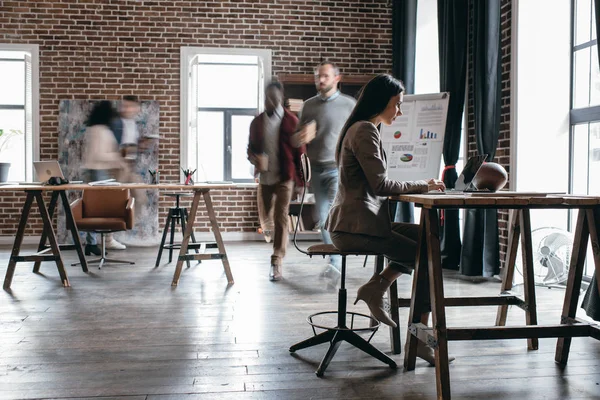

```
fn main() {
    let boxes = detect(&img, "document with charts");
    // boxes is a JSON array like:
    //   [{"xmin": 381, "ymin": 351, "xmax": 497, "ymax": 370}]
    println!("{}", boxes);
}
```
[{"xmin": 379, "ymin": 92, "xmax": 449, "ymax": 182}]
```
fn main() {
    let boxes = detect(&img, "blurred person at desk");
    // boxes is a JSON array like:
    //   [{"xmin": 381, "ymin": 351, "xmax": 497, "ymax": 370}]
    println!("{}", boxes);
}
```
[
  {"xmin": 292, "ymin": 61, "xmax": 356, "ymax": 282},
  {"xmin": 109, "ymin": 95, "xmax": 149, "ymax": 249},
  {"xmin": 112, "ymin": 95, "xmax": 141, "ymax": 159},
  {"xmin": 248, "ymin": 81, "xmax": 305, "ymax": 281},
  {"xmin": 325, "ymin": 74, "xmax": 448, "ymax": 365},
  {"xmin": 81, "ymin": 101, "xmax": 127, "ymax": 255}
]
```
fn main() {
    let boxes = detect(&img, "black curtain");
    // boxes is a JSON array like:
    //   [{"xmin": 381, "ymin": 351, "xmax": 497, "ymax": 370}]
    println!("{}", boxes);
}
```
[
  {"xmin": 391, "ymin": 0, "xmax": 417, "ymax": 223},
  {"xmin": 437, "ymin": 0, "xmax": 468, "ymax": 270},
  {"xmin": 392, "ymin": 0, "xmax": 417, "ymax": 92},
  {"xmin": 581, "ymin": 0, "xmax": 600, "ymax": 321},
  {"xmin": 460, "ymin": 0, "xmax": 502, "ymax": 277}
]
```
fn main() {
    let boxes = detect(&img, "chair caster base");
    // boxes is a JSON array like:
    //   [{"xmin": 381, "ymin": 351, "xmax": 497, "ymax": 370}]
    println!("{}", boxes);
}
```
[{"xmin": 290, "ymin": 328, "xmax": 395, "ymax": 377}]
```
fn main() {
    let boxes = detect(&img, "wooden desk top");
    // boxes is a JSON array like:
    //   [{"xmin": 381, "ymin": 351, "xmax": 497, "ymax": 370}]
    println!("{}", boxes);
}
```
[
  {"xmin": 0, "ymin": 183, "xmax": 257, "ymax": 191},
  {"xmin": 393, "ymin": 193, "xmax": 600, "ymax": 209}
]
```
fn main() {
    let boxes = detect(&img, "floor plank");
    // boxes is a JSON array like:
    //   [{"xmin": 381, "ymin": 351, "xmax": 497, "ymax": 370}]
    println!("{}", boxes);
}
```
[{"xmin": 0, "ymin": 241, "xmax": 599, "ymax": 399}]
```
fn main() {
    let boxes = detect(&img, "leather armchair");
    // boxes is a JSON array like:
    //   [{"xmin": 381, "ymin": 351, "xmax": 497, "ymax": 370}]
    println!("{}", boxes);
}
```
[{"xmin": 71, "ymin": 189, "xmax": 135, "ymax": 269}]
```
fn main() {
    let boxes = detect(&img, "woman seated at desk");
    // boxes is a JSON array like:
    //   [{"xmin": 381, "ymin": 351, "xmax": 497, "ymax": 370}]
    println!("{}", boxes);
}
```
[{"xmin": 325, "ymin": 74, "xmax": 446, "ymax": 365}]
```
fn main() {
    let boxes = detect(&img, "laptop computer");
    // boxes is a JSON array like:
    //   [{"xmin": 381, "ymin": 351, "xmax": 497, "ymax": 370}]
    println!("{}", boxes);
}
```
[
  {"xmin": 17, "ymin": 161, "xmax": 66, "ymax": 185},
  {"xmin": 34, "ymin": 161, "xmax": 66, "ymax": 183},
  {"xmin": 420, "ymin": 154, "xmax": 487, "ymax": 194},
  {"xmin": 451, "ymin": 154, "xmax": 488, "ymax": 192}
]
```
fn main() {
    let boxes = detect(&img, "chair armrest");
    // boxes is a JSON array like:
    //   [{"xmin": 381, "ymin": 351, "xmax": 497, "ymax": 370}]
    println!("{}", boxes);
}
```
[{"xmin": 125, "ymin": 197, "xmax": 135, "ymax": 229}]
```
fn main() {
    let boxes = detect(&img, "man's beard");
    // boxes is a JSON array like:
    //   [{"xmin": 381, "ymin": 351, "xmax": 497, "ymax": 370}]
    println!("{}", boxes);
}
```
[{"xmin": 319, "ymin": 84, "xmax": 334, "ymax": 94}]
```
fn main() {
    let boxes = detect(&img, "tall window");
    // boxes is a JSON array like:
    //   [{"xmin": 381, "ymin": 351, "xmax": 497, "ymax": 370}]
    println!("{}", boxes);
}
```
[
  {"xmin": 571, "ymin": 0, "xmax": 600, "ymax": 195},
  {"xmin": 515, "ymin": 0, "xmax": 571, "ymax": 229},
  {"xmin": 0, "ymin": 44, "xmax": 38, "ymax": 181},
  {"xmin": 181, "ymin": 48, "xmax": 271, "ymax": 183},
  {"xmin": 571, "ymin": 0, "xmax": 600, "ymax": 276}
]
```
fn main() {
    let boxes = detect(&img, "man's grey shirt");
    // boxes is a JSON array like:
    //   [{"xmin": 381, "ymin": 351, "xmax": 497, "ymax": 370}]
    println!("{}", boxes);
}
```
[{"xmin": 298, "ymin": 92, "xmax": 356, "ymax": 166}]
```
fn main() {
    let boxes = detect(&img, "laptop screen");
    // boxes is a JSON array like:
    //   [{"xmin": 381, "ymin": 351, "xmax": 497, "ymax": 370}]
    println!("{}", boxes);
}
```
[
  {"xmin": 33, "ymin": 161, "xmax": 65, "ymax": 183},
  {"xmin": 454, "ymin": 155, "xmax": 488, "ymax": 191}
]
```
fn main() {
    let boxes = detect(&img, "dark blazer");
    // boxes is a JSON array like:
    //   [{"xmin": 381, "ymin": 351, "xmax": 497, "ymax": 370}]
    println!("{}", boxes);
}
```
[
  {"xmin": 248, "ymin": 108, "xmax": 305, "ymax": 187},
  {"xmin": 325, "ymin": 121, "xmax": 429, "ymax": 238}
]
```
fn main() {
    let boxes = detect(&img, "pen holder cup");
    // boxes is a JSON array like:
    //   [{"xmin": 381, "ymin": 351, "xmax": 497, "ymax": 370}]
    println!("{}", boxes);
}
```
[
  {"xmin": 184, "ymin": 174, "xmax": 194, "ymax": 185},
  {"xmin": 151, "ymin": 172, "xmax": 159, "ymax": 185}
]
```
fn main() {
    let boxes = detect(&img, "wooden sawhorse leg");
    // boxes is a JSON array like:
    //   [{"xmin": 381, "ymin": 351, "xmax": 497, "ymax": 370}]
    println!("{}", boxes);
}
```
[
  {"xmin": 425, "ymin": 208, "xmax": 451, "ymax": 399},
  {"xmin": 203, "ymin": 190, "xmax": 233, "ymax": 283},
  {"xmin": 33, "ymin": 191, "xmax": 59, "ymax": 273},
  {"xmin": 495, "ymin": 209, "xmax": 539, "ymax": 350},
  {"xmin": 404, "ymin": 210, "xmax": 451, "ymax": 399},
  {"xmin": 181, "ymin": 208, "xmax": 201, "ymax": 257},
  {"xmin": 32, "ymin": 191, "xmax": 88, "ymax": 274},
  {"xmin": 519, "ymin": 209, "xmax": 539, "ymax": 350},
  {"xmin": 3, "ymin": 192, "xmax": 35, "ymax": 289},
  {"xmin": 556, "ymin": 208, "xmax": 592, "ymax": 364},
  {"xmin": 33, "ymin": 191, "xmax": 70, "ymax": 287},
  {"xmin": 172, "ymin": 190, "xmax": 234, "ymax": 285},
  {"xmin": 61, "ymin": 191, "xmax": 88, "ymax": 272},
  {"xmin": 172, "ymin": 195, "xmax": 198, "ymax": 284},
  {"xmin": 496, "ymin": 209, "xmax": 520, "ymax": 325},
  {"xmin": 4, "ymin": 191, "xmax": 71, "ymax": 290}
]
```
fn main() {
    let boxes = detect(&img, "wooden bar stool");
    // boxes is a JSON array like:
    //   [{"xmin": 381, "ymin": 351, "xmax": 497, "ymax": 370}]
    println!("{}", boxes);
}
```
[{"xmin": 155, "ymin": 192, "xmax": 200, "ymax": 268}]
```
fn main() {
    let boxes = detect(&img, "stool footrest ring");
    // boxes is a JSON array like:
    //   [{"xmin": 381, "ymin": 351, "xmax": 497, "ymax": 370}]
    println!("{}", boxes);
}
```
[{"xmin": 307, "ymin": 310, "xmax": 380, "ymax": 342}]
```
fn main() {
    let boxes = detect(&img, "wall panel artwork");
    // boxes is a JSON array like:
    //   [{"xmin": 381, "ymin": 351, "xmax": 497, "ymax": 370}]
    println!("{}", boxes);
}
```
[{"xmin": 57, "ymin": 99, "xmax": 160, "ymax": 246}]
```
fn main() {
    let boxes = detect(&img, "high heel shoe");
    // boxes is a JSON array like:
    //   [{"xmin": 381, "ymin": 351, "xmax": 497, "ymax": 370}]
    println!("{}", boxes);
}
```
[
  {"xmin": 85, "ymin": 244, "xmax": 102, "ymax": 256},
  {"xmin": 354, "ymin": 274, "xmax": 397, "ymax": 328}
]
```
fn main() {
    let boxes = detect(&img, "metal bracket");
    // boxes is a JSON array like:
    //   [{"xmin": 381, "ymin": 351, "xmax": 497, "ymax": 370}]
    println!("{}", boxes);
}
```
[
  {"xmin": 408, "ymin": 324, "xmax": 417, "ymax": 336},
  {"xmin": 427, "ymin": 336, "xmax": 438, "ymax": 349}
]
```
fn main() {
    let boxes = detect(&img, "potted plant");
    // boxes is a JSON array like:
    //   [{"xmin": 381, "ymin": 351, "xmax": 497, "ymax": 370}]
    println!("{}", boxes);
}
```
[{"xmin": 0, "ymin": 128, "xmax": 24, "ymax": 182}]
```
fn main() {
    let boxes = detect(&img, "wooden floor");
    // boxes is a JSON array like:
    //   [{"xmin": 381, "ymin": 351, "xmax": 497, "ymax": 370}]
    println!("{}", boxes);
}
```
[{"xmin": 1, "ymin": 241, "xmax": 599, "ymax": 400}]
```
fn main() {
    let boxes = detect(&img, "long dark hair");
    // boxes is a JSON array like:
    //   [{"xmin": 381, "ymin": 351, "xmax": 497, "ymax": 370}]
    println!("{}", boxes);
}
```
[
  {"xmin": 335, "ymin": 74, "xmax": 405, "ymax": 164},
  {"xmin": 86, "ymin": 100, "xmax": 116, "ymax": 127}
]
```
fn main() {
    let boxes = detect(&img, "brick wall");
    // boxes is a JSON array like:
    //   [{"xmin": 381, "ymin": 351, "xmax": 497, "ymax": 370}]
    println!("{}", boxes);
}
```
[
  {"xmin": 0, "ymin": 0, "xmax": 392, "ymax": 235},
  {"xmin": 466, "ymin": 0, "xmax": 512, "ymax": 269}
]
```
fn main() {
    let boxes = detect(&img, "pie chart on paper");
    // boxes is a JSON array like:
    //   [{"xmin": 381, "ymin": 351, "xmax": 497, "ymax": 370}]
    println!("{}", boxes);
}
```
[
  {"xmin": 393, "ymin": 130, "xmax": 402, "ymax": 139},
  {"xmin": 400, "ymin": 154, "xmax": 413, "ymax": 162}
]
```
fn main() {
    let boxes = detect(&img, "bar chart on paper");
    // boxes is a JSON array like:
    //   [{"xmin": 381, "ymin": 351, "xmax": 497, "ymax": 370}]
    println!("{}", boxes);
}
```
[
  {"xmin": 419, "ymin": 128, "xmax": 438, "ymax": 140},
  {"xmin": 380, "ymin": 92, "xmax": 449, "ymax": 182}
]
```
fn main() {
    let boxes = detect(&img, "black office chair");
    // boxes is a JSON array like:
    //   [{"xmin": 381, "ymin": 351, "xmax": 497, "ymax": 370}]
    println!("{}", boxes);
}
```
[{"xmin": 289, "ymin": 154, "xmax": 397, "ymax": 377}]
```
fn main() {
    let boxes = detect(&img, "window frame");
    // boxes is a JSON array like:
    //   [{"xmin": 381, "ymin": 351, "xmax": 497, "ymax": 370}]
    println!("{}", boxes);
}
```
[
  {"xmin": 0, "ymin": 43, "xmax": 39, "ymax": 181},
  {"xmin": 569, "ymin": 0, "xmax": 598, "ymax": 278},
  {"xmin": 180, "ymin": 47, "xmax": 271, "ymax": 183}
]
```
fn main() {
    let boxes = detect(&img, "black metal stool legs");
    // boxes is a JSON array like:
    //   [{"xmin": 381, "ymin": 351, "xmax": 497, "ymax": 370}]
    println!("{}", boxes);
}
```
[
  {"xmin": 289, "ymin": 255, "xmax": 397, "ymax": 377},
  {"xmin": 155, "ymin": 199, "xmax": 201, "ymax": 268},
  {"xmin": 168, "ymin": 208, "xmax": 177, "ymax": 263},
  {"xmin": 182, "ymin": 208, "xmax": 200, "ymax": 255},
  {"xmin": 155, "ymin": 209, "xmax": 173, "ymax": 267}
]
